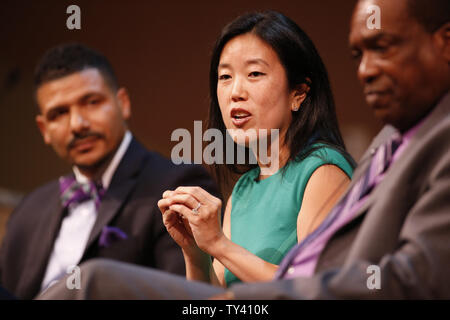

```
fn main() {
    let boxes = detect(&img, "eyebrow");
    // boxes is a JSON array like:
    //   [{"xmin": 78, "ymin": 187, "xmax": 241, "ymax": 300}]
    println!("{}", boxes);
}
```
[
  {"xmin": 218, "ymin": 58, "xmax": 270, "ymax": 69},
  {"xmin": 45, "ymin": 92, "xmax": 103, "ymax": 115},
  {"xmin": 79, "ymin": 92, "xmax": 103, "ymax": 103},
  {"xmin": 45, "ymin": 105, "xmax": 68, "ymax": 120},
  {"xmin": 350, "ymin": 31, "xmax": 401, "ymax": 49}
]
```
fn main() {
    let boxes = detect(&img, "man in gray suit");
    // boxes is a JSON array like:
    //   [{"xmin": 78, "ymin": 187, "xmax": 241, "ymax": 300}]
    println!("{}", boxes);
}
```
[{"xmin": 37, "ymin": 0, "xmax": 450, "ymax": 299}]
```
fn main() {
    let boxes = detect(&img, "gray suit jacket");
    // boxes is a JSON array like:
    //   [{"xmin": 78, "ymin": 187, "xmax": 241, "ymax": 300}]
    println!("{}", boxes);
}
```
[{"xmin": 232, "ymin": 92, "xmax": 450, "ymax": 299}]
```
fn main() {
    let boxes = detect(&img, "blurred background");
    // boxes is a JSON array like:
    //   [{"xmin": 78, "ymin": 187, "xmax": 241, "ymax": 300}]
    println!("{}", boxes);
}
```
[{"xmin": 0, "ymin": 0, "xmax": 381, "ymax": 242}]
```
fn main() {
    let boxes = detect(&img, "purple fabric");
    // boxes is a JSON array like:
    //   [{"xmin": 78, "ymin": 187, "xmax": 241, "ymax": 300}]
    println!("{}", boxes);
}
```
[
  {"xmin": 276, "ymin": 132, "xmax": 404, "ymax": 279},
  {"xmin": 59, "ymin": 175, "xmax": 105, "ymax": 210},
  {"xmin": 98, "ymin": 226, "xmax": 128, "ymax": 248},
  {"xmin": 391, "ymin": 117, "xmax": 424, "ymax": 163}
]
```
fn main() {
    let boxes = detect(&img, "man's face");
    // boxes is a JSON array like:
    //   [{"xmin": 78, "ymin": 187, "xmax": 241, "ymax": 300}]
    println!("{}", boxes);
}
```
[
  {"xmin": 36, "ymin": 68, "xmax": 131, "ymax": 170},
  {"xmin": 349, "ymin": 0, "xmax": 450, "ymax": 131}
]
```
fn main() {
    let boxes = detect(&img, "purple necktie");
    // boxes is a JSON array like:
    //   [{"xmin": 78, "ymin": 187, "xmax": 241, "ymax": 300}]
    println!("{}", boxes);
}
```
[
  {"xmin": 59, "ymin": 175, "xmax": 105, "ymax": 210},
  {"xmin": 276, "ymin": 132, "xmax": 403, "ymax": 278}
]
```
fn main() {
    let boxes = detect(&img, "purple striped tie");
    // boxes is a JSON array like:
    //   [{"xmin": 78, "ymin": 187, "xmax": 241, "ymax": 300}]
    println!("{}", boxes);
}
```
[
  {"xmin": 59, "ymin": 175, "xmax": 105, "ymax": 210},
  {"xmin": 276, "ymin": 132, "xmax": 403, "ymax": 278}
]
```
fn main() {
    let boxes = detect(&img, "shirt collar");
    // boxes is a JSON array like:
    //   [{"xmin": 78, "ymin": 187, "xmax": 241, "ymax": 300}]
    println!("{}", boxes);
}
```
[
  {"xmin": 401, "ymin": 114, "xmax": 426, "ymax": 145},
  {"xmin": 391, "ymin": 108, "xmax": 430, "ymax": 164},
  {"xmin": 73, "ymin": 130, "xmax": 133, "ymax": 189},
  {"xmin": 399, "ymin": 91, "xmax": 450, "ymax": 143}
]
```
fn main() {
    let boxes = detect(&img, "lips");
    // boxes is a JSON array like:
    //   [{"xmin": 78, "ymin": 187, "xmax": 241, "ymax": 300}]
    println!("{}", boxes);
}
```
[
  {"xmin": 71, "ymin": 136, "xmax": 99, "ymax": 152},
  {"xmin": 364, "ymin": 89, "xmax": 392, "ymax": 108},
  {"xmin": 230, "ymin": 108, "xmax": 252, "ymax": 127}
]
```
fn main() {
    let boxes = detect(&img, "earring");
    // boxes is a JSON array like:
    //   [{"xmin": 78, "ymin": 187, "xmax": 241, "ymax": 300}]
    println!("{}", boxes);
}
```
[{"xmin": 292, "ymin": 106, "xmax": 299, "ymax": 112}]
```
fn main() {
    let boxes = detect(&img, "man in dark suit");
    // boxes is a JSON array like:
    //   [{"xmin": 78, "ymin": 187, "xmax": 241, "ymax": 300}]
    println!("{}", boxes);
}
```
[
  {"xmin": 36, "ymin": 0, "xmax": 450, "ymax": 300},
  {"xmin": 0, "ymin": 43, "xmax": 219, "ymax": 299}
]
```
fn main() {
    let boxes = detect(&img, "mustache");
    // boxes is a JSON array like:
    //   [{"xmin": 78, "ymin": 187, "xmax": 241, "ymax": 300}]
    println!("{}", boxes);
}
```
[{"xmin": 67, "ymin": 131, "xmax": 105, "ymax": 150}]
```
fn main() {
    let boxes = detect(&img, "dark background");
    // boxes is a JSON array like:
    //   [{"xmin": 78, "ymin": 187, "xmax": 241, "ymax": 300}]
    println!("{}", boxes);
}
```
[{"xmin": 0, "ymin": 0, "xmax": 381, "ymax": 239}]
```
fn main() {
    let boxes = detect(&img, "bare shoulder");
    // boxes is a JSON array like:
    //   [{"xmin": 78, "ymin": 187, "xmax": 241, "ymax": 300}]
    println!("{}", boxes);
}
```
[
  {"xmin": 297, "ymin": 164, "xmax": 350, "ymax": 241},
  {"xmin": 308, "ymin": 164, "xmax": 350, "ymax": 188},
  {"xmin": 303, "ymin": 164, "xmax": 350, "ymax": 205}
]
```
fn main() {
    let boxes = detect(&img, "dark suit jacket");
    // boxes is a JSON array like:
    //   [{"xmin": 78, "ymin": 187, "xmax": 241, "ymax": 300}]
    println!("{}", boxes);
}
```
[
  {"xmin": 231, "ymin": 92, "xmax": 450, "ymax": 299},
  {"xmin": 0, "ymin": 137, "xmax": 219, "ymax": 299}
]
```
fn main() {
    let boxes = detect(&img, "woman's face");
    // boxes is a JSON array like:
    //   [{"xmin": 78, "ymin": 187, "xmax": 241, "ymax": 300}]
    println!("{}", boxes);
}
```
[{"xmin": 217, "ymin": 33, "xmax": 299, "ymax": 146}]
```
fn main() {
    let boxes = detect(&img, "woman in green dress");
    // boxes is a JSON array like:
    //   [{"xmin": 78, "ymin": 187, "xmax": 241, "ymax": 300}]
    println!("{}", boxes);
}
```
[{"xmin": 158, "ymin": 11, "xmax": 355, "ymax": 287}]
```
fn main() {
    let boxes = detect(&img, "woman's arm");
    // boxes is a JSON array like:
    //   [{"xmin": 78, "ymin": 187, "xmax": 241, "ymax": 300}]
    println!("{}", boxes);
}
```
[
  {"xmin": 210, "ymin": 196, "xmax": 230, "ymax": 287},
  {"xmin": 167, "ymin": 187, "xmax": 279, "ymax": 283},
  {"xmin": 183, "ymin": 194, "xmax": 277, "ymax": 285},
  {"xmin": 158, "ymin": 194, "xmax": 218, "ymax": 284},
  {"xmin": 209, "ymin": 234, "xmax": 279, "ymax": 283},
  {"xmin": 167, "ymin": 166, "xmax": 350, "ymax": 284},
  {"xmin": 297, "ymin": 164, "xmax": 351, "ymax": 242},
  {"xmin": 183, "ymin": 196, "xmax": 233, "ymax": 287},
  {"xmin": 210, "ymin": 164, "xmax": 351, "ymax": 282},
  {"xmin": 212, "ymin": 196, "xmax": 279, "ymax": 284}
]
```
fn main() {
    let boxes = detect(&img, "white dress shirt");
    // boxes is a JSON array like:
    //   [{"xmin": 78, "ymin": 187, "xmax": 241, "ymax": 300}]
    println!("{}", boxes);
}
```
[{"xmin": 40, "ymin": 131, "xmax": 132, "ymax": 292}]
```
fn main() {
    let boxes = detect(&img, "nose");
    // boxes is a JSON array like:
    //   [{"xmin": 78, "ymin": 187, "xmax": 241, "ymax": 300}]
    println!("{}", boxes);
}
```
[
  {"xmin": 357, "ymin": 52, "xmax": 380, "ymax": 85},
  {"xmin": 69, "ymin": 108, "xmax": 90, "ymax": 133},
  {"xmin": 231, "ymin": 76, "xmax": 248, "ymax": 102}
]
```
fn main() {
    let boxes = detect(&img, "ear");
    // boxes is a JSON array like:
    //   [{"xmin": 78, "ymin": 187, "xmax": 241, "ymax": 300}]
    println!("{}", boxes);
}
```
[
  {"xmin": 290, "ymin": 79, "xmax": 311, "ymax": 112},
  {"xmin": 116, "ymin": 87, "xmax": 131, "ymax": 120},
  {"xmin": 36, "ymin": 114, "xmax": 51, "ymax": 145},
  {"xmin": 433, "ymin": 22, "xmax": 450, "ymax": 62}
]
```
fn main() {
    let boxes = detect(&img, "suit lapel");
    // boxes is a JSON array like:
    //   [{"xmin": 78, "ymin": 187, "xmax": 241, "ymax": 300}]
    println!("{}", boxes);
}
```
[
  {"xmin": 332, "ymin": 92, "xmax": 450, "ymax": 235},
  {"xmin": 83, "ymin": 138, "xmax": 148, "ymax": 252},
  {"xmin": 19, "ymin": 183, "xmax": 66, "ymax": 297},
  {"xmin": 339, "ymin": 126, "xmax": 398, "ymax": 224}
]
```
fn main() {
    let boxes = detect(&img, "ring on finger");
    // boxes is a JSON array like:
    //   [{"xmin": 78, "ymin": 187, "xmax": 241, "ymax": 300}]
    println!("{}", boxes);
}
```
[{"xmin": 192, "ymin": 202, "xmax": 201, "ymax": 214}]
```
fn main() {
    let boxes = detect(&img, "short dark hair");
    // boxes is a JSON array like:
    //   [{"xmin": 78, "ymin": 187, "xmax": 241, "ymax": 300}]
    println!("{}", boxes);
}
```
[
  {"xmin": 208, "ymin": 11, "xmax": 354, "ymax": 190},
  {"xmin": 407, "ymin": 0, "xmax": 450, "ymax": 32},
  {"xmin": 34, "ymin": 43, "xmax": 119, "ymax": 95}
]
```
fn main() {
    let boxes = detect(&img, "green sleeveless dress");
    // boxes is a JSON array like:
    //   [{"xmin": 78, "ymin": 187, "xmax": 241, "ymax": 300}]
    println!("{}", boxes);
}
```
[{"xmin": 224, "ymin": 144, "xmax": 353, "ymax": 286}]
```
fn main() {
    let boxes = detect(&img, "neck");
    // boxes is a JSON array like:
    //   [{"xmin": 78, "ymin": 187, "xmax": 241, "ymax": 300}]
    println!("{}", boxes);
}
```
[
  {"xmin": 254, "ymin": 140, "xmax": 290, "ymax": 180},
  {"xmin": 397, "ymin": 90, "xmax": 449, "ymax": 133},
  {"xmin": 75, "ymin": 131, "xmax": 127, "ymax": 181},
  {"xmin": 76, "ymin": 152, "xmax": 114, "ymax": 181}
]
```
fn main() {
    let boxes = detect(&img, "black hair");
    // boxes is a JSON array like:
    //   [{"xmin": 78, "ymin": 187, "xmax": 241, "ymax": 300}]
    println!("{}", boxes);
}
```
[
  {"xmin": 406, "ymin": 0, "xmax": 450, "ymax": 32},
  {"xmin": 207, "ymin": 11, "xmax": 355, "ymax": 190},
  {"xmin": 34, "ymin": 43, "xmax": 119, "ymax": 99}
]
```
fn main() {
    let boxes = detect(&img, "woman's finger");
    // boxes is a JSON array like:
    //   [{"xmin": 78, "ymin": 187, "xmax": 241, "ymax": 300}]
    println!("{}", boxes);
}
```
[
  {"xmin": 164, "ymin": 193, "xmax": 201, "ymax": 210},
  {"xmin": 162, "ymin": 190, "xmax": 174, "ymax": 199},
  {"xmin": 169, "ymin": 203, "xmax": 198, "ymax": 220},
  {"xmin": 157, "ymin": 198, "xmax": 171, "ymax": 213},
  {"xmin": 174, "ymin": 186, "xmax": 221, "ymax": 208},
  {"xmin": 162, "ymin": 208, "xmax": 177, "ymax": 224}
]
